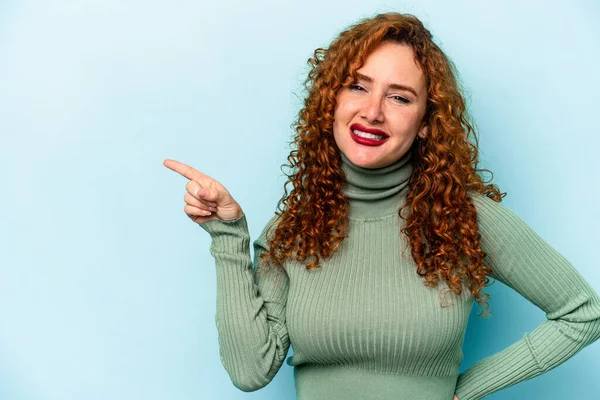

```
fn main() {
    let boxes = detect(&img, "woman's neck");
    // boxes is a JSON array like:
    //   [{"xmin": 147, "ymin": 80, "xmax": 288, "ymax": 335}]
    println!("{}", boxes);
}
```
[{"xmin": 339, "ymin": 150, "xmax": 413, "ymax": 219}]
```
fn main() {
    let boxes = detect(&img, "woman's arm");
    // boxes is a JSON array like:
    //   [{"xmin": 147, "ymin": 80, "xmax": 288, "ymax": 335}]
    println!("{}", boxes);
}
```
[
  {"xmin": 199, "ymin": 213, "xmax": 290, "ymax": 392},
  {"xmin": 454, "ymin": 192, "xmax": 600, "ymax": 400}
]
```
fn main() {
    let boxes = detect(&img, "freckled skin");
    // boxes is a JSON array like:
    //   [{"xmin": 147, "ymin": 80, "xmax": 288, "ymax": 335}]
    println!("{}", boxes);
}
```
[{"xmin": 333, "ymin": 41, "xmax": 429, "ymax": 169}]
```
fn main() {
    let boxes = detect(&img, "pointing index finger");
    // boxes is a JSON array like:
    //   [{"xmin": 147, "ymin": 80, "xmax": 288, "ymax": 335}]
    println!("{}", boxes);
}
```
[{"xmin": 163, "ymin": 159, "xmax": 209, "ymax": 182}]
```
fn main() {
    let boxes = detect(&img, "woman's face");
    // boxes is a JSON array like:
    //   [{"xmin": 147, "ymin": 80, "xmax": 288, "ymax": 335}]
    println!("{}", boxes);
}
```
[{"xmin": 333, "ymin": 41, "xmax": 429, "ymax": 169}]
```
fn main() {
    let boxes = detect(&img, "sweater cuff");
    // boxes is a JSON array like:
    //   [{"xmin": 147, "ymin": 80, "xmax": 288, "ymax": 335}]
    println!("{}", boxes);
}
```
[{"xmin": 198, "ymin": 214, "xmax": 249, "ymax": 251}]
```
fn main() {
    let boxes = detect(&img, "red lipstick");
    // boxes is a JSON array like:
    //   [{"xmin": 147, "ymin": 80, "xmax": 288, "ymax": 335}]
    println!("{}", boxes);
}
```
[
  {"xmin": 350, "ymin": 123, "xmax": 388, "ymax": 137},
  {"xmin": 349, "ymin": 123, "xmax": 389, "ymax": 147}
]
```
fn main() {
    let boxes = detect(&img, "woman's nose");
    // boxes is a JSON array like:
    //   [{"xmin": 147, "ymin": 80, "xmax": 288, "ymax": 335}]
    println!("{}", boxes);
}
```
[{"xmin": 361, "ymin": 95, "xmax": 384, "ymax": 123}]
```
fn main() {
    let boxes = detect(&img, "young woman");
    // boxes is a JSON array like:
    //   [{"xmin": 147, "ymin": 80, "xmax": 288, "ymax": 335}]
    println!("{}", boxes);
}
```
[{"xmin": 164, "ymin": 12, "xmax": 600, "ymax": 400}]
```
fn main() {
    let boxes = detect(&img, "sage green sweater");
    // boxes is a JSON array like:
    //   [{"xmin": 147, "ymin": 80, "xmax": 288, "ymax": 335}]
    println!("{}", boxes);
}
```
[{"xmin": 199, "ymin": 149, "xmax": 600, "ymax": 399}]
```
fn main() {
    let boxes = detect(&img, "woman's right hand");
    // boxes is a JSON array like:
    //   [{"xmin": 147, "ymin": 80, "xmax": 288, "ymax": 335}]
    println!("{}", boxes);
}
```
[{"xmin": 163, "ymin": 159, "xmax": 244, "ymax": 224}]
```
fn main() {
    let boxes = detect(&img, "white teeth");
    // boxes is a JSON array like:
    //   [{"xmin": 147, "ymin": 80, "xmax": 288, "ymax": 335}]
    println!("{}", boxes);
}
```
[{"xmin": 353, "ymin": 129, "xmax": 386, "ymax": 140}]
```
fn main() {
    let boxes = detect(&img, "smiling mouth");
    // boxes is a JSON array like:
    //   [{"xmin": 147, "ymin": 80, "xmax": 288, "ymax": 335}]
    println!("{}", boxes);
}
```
[
  {"xmin": 352, "ymin": 129, "xmax": 387, "ymax": 140},
  {"xmin": 349, "ymin": 128, "xmax": 389, "ymax": 146}
]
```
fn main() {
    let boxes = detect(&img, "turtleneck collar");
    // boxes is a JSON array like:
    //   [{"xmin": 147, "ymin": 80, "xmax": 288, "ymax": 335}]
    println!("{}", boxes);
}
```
[{"xmin": 340, "ymin": 149, "xmax": 413, "ymax": 219}]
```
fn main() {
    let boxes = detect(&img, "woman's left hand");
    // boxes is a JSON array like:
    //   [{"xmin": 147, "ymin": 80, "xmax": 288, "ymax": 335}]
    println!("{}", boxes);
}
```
[{"xmin": 453, "ymin": 394, "xmax": 459, "ymax": 400}]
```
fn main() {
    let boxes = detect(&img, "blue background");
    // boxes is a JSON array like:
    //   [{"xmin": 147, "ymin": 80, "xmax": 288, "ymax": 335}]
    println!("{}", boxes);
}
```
[{"xmin": 1, "ymin": 0, "xmax": 598, "ymax": 399}]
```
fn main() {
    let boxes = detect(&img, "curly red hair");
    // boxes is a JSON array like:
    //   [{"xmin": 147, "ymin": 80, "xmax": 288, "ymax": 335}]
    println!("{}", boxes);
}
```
[{"xmin": 260, "ymin": 12, "xmax": 505, "ymax": 316}]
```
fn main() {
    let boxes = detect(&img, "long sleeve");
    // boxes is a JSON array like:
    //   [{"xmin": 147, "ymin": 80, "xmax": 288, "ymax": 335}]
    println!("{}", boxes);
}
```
[
  {"xmin": 454, "ymin": 192, "xmax": 600, "ymax": 399},
  {"xmin": 198, "ymin": 213, "xmax": 290, "ymax": 391}
]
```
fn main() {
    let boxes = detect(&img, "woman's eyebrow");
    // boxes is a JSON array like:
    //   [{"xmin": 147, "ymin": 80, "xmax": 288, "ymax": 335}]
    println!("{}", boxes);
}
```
[{"xmin": 355, "ymin": 72, "xmax": 418, "ymax": 97}]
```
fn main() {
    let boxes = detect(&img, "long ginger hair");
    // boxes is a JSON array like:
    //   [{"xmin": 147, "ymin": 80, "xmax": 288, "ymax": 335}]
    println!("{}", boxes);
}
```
[{"xmin": 259, "ymin": 12, "xmax": 505, "ymax": 315}]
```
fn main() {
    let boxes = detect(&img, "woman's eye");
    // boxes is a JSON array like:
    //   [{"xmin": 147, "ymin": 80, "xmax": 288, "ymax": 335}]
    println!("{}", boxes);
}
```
[
  {"xmin": 348, "ymin": 84, "xmax": 409, "ymax": 104},
  {"xmin": 349, "ymin": 84, "xmax": 365, "ymax": 91},
  {"xmin": 392, "ymin": 95, "xmax": 410, "ymax": 104}
]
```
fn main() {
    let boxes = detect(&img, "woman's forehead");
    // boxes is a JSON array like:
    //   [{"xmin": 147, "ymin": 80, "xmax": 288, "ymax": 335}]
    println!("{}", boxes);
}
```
[{"xmin": 355, "ymin": 42, "xmax": 426, "ymax": 93}]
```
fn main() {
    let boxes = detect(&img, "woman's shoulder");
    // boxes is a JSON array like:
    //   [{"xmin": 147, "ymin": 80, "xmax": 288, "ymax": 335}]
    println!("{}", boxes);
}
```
[
  {"xmin": 467, "ymin": 189, "xmax": 500, "ymax": 206},
  {"xmin": 466, "ymin": 189, "xmax": 544, "ymax": 253},
  {"xmin": 467, "ymin": 189, "xmax": 512, "ymax": 218},
  {"xmin": 258, "ymin": 212, "xmax": 283, "ymax": 242},
  {"xmin": 466, "ymin": 189, "xmax": 532, "ymax": 240}
]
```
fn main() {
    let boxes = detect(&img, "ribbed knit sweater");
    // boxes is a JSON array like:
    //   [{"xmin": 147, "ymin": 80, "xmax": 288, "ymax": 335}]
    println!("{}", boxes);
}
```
[{"xmin": 198, "ymin": 149, "xmax": 600, "ymax": 400}]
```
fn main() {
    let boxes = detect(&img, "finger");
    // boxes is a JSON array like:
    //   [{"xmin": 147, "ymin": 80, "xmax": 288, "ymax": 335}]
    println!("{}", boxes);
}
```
[
  {"xmin": 184, "ymin": 193, "xmax": 218, "ymax": 212},
  {"xmin": 184, "ymin": 204, "xmax": 213, "ymax": 217},
  {"xmin": 186, "ymin": 180, "xmax": 218, "ymax": 207},
  {"xmin": 163, "ymin": 159, "xmax": 212, "ymax": 182},
  {"xmin": 187, "ymin": 180, "xmax": 223, "ymax": 203},
  {"xmin": 194, "ymin": 186, "xmax": 222, "ymax": 203}
]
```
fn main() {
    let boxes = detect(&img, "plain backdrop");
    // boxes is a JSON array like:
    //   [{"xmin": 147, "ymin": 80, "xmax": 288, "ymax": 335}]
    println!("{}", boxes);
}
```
[{"xmin": 1, "ymin": 0, "xmax": 599, "ymax": 399}]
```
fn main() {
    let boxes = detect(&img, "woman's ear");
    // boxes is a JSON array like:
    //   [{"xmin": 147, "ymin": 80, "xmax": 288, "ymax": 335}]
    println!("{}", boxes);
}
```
[{"xmin": 418, "ymin": 125, "xmax": 428, "ymax": 139}]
